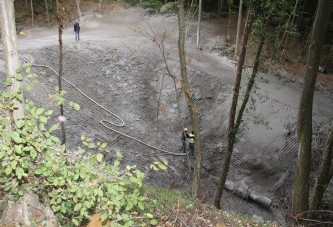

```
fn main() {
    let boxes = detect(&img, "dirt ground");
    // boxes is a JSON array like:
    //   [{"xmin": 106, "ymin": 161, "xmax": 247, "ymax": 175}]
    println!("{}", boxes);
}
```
[{"xmin": 1, "ymin": 6, "xmax": 333, "ymax": 226}]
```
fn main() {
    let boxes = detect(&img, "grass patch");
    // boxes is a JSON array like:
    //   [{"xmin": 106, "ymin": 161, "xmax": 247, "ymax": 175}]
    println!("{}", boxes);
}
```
[
  {"xmin": 143, "ymin": 184, "xmax": 196, "ymax": 214},
  {"xmin": 143, "ymin": 185, "xmax": 280, "ymax": 226}
]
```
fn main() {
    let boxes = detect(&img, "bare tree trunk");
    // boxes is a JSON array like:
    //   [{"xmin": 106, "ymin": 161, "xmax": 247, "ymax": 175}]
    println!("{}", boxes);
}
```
[
  {"xmin": 214, "ymin": 0, "xmax": 254, "ymax": 209},
  {"xmin": 221, "ymin": 0, "xmax": 228, "ymax": 13},
  {"xmin": 0, "ymin": 0, "xmax": 25, "ymax": 120},
  {"xmin": 45, "ymin": 0, "xmax": 50, "ymax": 28},
  {"xmin": 98, "ymin": 0, "xmax": 103, "ymax": 14},
  {"xmin": 310, "ymin": 121, "xmax": 333, "ymax": 210},
  {"xmin": 234, "ymin": 0, "xmax": 243, "ymax": 58},
  {"xmin": 25, "ymin": 0, "xmax": 28, "ymax": 7},
  {"xmin": 55, "ymin": 0, "xmax": 59, "ymax": 14},
  {"xmin": 30, "ymin": 0, "xmax": 34, "ymax": 27},
  {"xmin": 178, "ymin": 0, "xmax": 202, "ymax": 199},
  {"xmin": 234, "ymin": 36, "xmax": 265, "ymax": 129},
  {"xmin": 76, "ymin": 0, "xmax": 81, "ymax": 21},
  {"xmin": 292, "ymin": 0, "xmax": 333, "ymax": 215},
  {"xmin": 57, "ymin": 2, "xmax": 66, "ymax": 146},
  {"xmin": 185, "ymin": 0, "xmax": 197, "ymax": 38},
  {"xmin": 218, "ymin": 0, "xmax": 221, "ymax": 14},
  {"xmin": 196, "ymin": 0, "xmax": 202, "ymax": 49}
]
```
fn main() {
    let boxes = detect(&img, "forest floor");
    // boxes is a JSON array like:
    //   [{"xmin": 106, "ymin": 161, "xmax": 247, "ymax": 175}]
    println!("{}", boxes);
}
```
[{"xmin": 1, "ymin": 2, "xmax": 333, "ymax": 226}]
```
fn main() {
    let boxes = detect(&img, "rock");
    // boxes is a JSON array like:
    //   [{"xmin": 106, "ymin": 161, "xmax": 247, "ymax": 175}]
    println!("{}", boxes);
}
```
[
  {"xmin": 194, "ymin": 88, "xmax": 202, "ymax": 99},
  {"xmin": 0, "ymin": 192, "xmax": 57, "ymax": 227}
]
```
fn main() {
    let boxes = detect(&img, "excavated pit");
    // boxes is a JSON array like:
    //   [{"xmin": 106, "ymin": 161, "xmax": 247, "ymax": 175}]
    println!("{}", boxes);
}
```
[{"xmin": 1, "ymin": 8, "xmax": 333, "ymax": 225}]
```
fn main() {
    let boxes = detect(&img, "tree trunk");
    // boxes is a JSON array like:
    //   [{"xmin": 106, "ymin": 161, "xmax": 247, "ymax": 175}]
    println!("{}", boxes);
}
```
[
  {"xmin": 45, "ymin": 0, "xmax": 50, "ymax": 28},
  {"xmin": 98, "ymin": 0, "xmax": 103, "ymax": 14},
  {"xmin": 234, "ymin": 36, "xmax": 265, "ymax": 130},
  {"xmin": 292, "ymin": 0, "xmax": 333, "ymax": 215},
  {"xmin": 57, "ymin": 2, "xmax": 66, "ymax": 146},
  {"xmin": 310, "ymin": 121, "xmax": 333, "ymax": 210},
  {"xmin": 76, "ymin": 0, "xmax": 81, "ymax": 21},
  {"xmin": 221, "ymin": 0, "xmax": 228, "ymax": 13},
  {"xmin": 55, "ymin": 0, "xmax": 58, "ymax": 14},
  {"xmin": 178, "ymin": 0, "xmax": 202, "ymax": 199},
  {"xmin": 25, "ymin": 0, "xmax": 28, "ymax": 7},
  {"xmin": 218, "ymin": 0, "xmax": 221, "ymax": 15},
  {"xmin": 196, "ymin": 0, "xmax": 202, "ymax": 49},
  {"xmin": 234, "ymin": 0, "xmax": 242, "ymax": 58},
  {"xmin": 214, "ymin": 0, "xmax": 254, "ymax": 209},
  {"xmin": 0, "ymin": 0, "xmax": 25, "ymax": 120},
  {"xmin": 30, "ymin": 0, "xmax": 34, "ymax": 27}
]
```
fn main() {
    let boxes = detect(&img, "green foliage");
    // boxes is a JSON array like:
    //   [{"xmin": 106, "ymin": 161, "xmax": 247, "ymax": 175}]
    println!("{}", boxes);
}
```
[
  {"xmin": 251, "ymin": 0, "xmax": 298, "ymax": 59},
  {"xmin": 37, "ymin": 145, "xmax": 146, "ymax": 226},
  {"xmin": 125, "ymin": 0, "xmax": 139, "ymax": 6},
  {"xmin": 150, "ymin": 160, "xmax": 168, "ymax": 171},
  {"xmin": 160, "ymin": 2, "xmax": 178, "ymax": 14},
  {"xmin": 142, "ymin": 0, "xmax": 164, "ymax": 12},
  {"xmin": 143, "ymin": 185, "xmax": 196, "ymax": 225},
  {"xmin": 0, "ymin": 68, "xmax": 156, "ymax": 226}
]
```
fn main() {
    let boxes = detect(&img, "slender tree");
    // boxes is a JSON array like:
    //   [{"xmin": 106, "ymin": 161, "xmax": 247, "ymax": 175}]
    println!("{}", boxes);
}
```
[
  {"xmin": 178, "ymin": 0, "xmax": 203, "ymax": 198},
  {"xmin": 221, "ymin": 0, "xmax": 228, "ymax": 13},
  {"xmin": 45, "ymin": 0, "xmax": 50, "ymax": 28},
  {"xmin": 55, "ymin": 0, "xmax": 59, "ymax": 14},
  {"xmin": 30, "ymin": 0, "xmax": 34, "ymax": 27},
  {"xmin": 292, "ymin": 0, "xmax": 333, "ymax": 215},
  {"xmin": 76, "ymin": 0, "xmax": 82, "ymax": 21},
  {"xmin": 214, "ymin": 0, "xmax": 254, "ymax": 208},
  {"xmin": 0, "ymin": 0, "xmax": 24, "ymax": 120},
  {"xmin": 57, "ymin": 2, "xmax": 66, "ymax": 145},
  {"xmin": 196, "ymin": 0, "xmax": 202, "ymax": 49},
  {"xmin": 98, "ymin": 0, "xmax": 103, "ymax": 14},
  {"xmin": 234, "ymin": 0, "xmax": 243, "ymax": 58},
  {"xmin": 310, "ymin": 121, "xmax": 333, "ymax": 210}
]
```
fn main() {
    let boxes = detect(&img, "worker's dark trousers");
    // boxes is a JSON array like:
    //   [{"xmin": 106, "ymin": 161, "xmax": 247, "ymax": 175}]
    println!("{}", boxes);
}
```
[
  {"xmin": 181, "ymin": 140, "xmax": 186, "ymax": 153},
  {"xmin": 189, "ymin": 143, "xmax": 194, "ymax": 156},
  {"xmin": 75, "ymin": 32, "xmax": 80, "ymax": 41}
]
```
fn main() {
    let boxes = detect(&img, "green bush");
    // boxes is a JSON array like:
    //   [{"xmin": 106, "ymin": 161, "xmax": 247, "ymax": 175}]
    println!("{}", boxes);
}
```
[
  {"xmin": 125, "ymin": 0, "xmax": 139, "ymax": 6},
  {"xmin": 160, "ymin": 2, "xmax": 178, "ymax": 14},
  {"xmin": 0, "ymin": 63, "xmax": 157, "ymax": 226},
  {"xmin": 142, "ymin": 0, "xmax": 163, "ymax": 12}
]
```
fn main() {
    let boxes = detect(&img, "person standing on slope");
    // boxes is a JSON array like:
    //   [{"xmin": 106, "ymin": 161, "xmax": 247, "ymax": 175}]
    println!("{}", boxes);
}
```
[
  {"xmin": 74, "ymin": 20, "xmax": 80, "ymax": 41},
  {"xmin": 188, "ymin": 131, "xmax": 195, "ymax": 157},
  {"xmin": 180, "ymin": 128, "xmax": 189, "ymax": 153}
]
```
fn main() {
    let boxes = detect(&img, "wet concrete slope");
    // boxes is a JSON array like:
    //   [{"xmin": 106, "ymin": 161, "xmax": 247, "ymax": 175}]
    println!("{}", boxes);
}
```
[{"xmin": 13, "ymin": 40, "xmax": 332, "ymax": 224}]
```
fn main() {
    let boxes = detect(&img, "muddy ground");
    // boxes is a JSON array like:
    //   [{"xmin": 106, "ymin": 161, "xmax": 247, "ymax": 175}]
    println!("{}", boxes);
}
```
[{"xmin": 1, "ymin": 7, "xmax": 333, "ymax": 225}]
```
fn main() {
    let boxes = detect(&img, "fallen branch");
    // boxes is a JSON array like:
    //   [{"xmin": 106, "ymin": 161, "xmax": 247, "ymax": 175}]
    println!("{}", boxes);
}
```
[{"xmin": 298, "ymin": 218, "xmax": 333, "ymax": 225}]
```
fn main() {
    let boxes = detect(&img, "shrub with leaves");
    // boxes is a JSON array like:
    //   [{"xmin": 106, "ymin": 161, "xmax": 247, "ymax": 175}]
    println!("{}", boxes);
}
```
[
  {"xmin": 35, "ymin": 141, "xmax": 147, "ymax": 226},
  {"xmin": 0, "ymin": 66, "xmax": 158, "ymax": 226}
]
